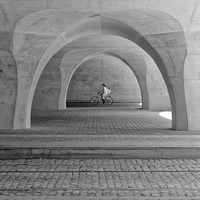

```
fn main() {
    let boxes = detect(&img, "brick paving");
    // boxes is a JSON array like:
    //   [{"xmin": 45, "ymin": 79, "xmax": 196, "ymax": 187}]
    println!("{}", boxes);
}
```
[
  {"xmin": 2, "ymin": 107, "xmax": 172, "ymax": 135},
  {"xmin": 1, "ymin": 159, "xmax": 200, "ymax": 199},
  {"xmin": 0, "ymin": 107, "xmax": 199, "ymax": 148},
  {"xmin": 0, "ymin": 106, "xmax": 200, "ymax": 199}
]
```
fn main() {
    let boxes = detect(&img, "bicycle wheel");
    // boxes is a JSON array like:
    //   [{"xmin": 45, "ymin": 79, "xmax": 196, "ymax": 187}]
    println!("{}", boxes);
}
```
[
  {"xmin": 105, "ymin": 96, "xmax": 113, "ymax": 105},
  {"xmin": 90, "ymin": 96, "xmax": 99, "ymax": 105}
]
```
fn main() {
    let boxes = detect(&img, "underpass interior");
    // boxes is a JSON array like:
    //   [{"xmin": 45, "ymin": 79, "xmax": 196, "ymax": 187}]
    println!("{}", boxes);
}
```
[
  {"xmin": 0, "ymin": 32, "xmax": 177, "ymax": 154},
  {"xmin": 31, "ymin": 41, "xmax": 172, "ymax": 133},
  {"xmin": 13, "ymin": 8, "xmax": 187, "ymax": 130},
  {"xmin": 1, "ymin": 2, "xmax": 200, "ymax": 199}
]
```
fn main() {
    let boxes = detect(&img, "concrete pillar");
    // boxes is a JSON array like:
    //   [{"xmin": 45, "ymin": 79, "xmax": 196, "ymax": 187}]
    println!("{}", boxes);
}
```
[
  {"xmin": 0, "ymin": 7, "xmax": 17, "ymax": 129},
  {"xmin": 0, "ymin": 49, "xmax": 17, "ymax": 129},
  {"xmin": 32, "ymin": 57, "xmax": 61, "ymax": 110}
]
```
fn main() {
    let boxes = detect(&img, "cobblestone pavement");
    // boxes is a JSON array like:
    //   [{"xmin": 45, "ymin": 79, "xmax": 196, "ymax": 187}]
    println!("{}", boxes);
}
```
[
  {"xmin": 1, "ymin": 107, "xmax": 200, "ymax": 199},
  {"xmin": 1, "ymin": 159, "xmax": 200, "ymax": 200},
  {"xmin": 3, "ymin": 107, "xmax": 172, "ymax": 135},
  {"xmin": 0, "ymin": 108, "xmax": 199, "ymax": 147}
]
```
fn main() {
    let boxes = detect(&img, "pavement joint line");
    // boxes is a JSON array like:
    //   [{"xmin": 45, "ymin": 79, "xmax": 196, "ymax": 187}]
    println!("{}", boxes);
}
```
[
  {"xmin": 2, "ymin": 188, "xmax": 200, "ymax": 193},
  {"xmin": 1, "ymin": 135, "xmax": 200, "ymax": 137},
  {"xmin": 1, "ymin": 196, "xmax": 200, "ymax": 200},
  {"xmin": 1, "ymin": 170, "xmax": 200, "ymax": 173},
  {"xmin": 0, "ymin": 170, "xmax": 200, "ymax": 174},
  {"xmin": 1, "ymin": 188, "xmax": 200, "ymax": 191},
  {"xmin": 0, "ymin": 146, "xmax": 200, "ymax": 150},
  {"xmin": 0, "ymin": 146, "xmax": 200, "ymax": 148},
  {"xmin": 1, "ymin": 164, "xmax": 200, "ymax": 166}
]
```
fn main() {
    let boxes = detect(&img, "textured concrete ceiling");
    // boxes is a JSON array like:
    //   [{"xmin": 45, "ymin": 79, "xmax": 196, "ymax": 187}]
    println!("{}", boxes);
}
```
[{"xmin": 15, "ymin": 9, "xmax": 182, "ymax": 35}]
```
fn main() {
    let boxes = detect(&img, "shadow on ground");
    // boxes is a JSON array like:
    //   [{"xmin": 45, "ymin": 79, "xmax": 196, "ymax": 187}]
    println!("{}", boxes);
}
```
[{"xmin": 66, "ymin": 102, "xmax": 142, "ymax": 108}]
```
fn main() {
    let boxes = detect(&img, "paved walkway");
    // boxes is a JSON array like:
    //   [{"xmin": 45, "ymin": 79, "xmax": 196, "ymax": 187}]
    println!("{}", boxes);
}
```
[
  {"xmin": 0, "ymin": 106, "xmax": 199, "ymax": 148},
  {"xmin": 1, "ymin": 105, "xmax": 200, "ymax": 199},
  {"xmin": 1, "ymin": 158, "xmax": 200, "ymax": 200}
]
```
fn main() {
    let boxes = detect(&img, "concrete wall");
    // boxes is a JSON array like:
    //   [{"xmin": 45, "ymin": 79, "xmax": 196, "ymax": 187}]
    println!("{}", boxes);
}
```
[
  {"xmin": 0, "ymin": 50, "xmax": 17, "ymax": 128},
  {"xmin": 32, "ymin": 57, "xmax": 61, "ymax": 110},
  {"xmin": 147, "ymin": 70, "xmax": 170, "ymax": 111},
  {"xmin": 0, "ymin": 4, "xmax": 17, "ymax": 129},
  {"xmin": 145, "ymin": 55, "xmax": 171, "ymax": 111},
  {"xmin": 67, "ymin": 55, "xmax": 141, "ymax": 103}
]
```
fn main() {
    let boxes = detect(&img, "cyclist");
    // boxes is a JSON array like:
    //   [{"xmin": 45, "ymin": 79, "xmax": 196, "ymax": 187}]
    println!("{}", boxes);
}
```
[{"xmin": 98, "ymin": 84, "xmax": 111, "ymax": 104}]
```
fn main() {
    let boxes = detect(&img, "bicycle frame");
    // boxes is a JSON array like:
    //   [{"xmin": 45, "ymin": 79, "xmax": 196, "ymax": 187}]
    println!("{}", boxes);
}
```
[
  {"xmin": 97, "ymin": 93, "xmax": 104, "ymax": 102},
  {"xmin": 91, "ymin": 93, "xmax": 113, "ymax": 105}
]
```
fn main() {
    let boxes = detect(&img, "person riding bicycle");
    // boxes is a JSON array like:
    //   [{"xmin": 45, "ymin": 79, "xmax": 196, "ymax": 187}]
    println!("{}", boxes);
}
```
[{"xmin": 98, "ymin": 84, "xmax": 111, "ymax": 104}]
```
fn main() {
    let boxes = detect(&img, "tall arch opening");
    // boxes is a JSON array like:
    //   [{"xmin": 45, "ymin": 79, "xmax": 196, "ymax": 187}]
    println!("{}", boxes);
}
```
[
  {"xmin": 66, "ymin": 54, "xmax": 142, "ymax": 107},
  {"xmin": 57, "ymin": 46, "xmax": 149, "ymax": 110}
]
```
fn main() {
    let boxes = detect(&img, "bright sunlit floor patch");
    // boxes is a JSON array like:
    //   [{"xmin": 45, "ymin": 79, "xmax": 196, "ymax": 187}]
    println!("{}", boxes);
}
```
[{"xmin": 159, "ymin": 111, "xmax": 172, "ymax": 120}]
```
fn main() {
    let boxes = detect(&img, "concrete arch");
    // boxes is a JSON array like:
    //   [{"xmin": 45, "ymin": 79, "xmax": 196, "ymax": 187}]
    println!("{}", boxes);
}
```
[
  {"xmin": 32, "ymin": 55, "xmax": 62, "ymax": 110},
  {"xmin": 58, "ymin": 49, "xmax": 148, "ymax": 110},
  {"xmin": 13, "ymin": 9, "xmax": 187, "ymax": 130}
]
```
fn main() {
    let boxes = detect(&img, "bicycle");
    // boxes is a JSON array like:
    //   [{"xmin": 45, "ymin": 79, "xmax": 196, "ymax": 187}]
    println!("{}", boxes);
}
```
[{"xmin": 90, "ymin": 93, "xmax": 113, "ymax": 105}]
